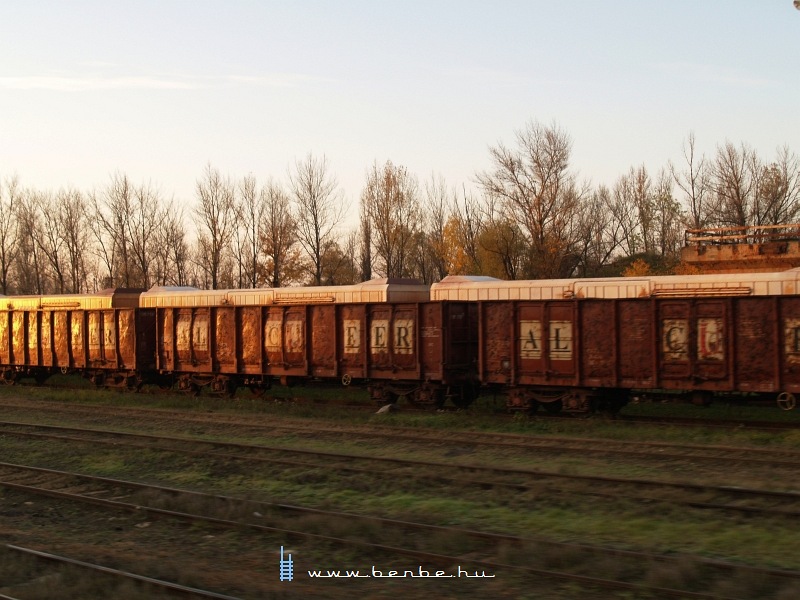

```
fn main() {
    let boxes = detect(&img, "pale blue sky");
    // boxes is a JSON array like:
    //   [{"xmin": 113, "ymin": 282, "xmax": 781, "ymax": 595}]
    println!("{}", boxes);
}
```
[{"xmin": 1, "ymin": 1, "xmax": 798, "ymax": 227}]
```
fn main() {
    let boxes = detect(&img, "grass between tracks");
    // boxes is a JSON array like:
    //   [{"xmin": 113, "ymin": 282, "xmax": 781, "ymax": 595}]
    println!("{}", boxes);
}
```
[
  {"xmin": 3, "ymin": 378, "xmax": 800, "ymax": 449},
  {"xmin": 2, "ymin": 382, "xmax": 800, "ymax": 598},
  {"xmin": 0, "ymin": 431, "xmax": 798, "ymax": 574}
]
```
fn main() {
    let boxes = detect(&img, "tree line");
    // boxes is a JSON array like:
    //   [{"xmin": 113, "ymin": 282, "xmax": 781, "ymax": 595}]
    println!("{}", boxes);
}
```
[{"xmin": 1, "ymin": 122, "xmax": 799, "ymax": 295}]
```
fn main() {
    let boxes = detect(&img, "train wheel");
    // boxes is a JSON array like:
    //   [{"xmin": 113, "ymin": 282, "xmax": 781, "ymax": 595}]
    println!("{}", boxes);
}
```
[
  {"xmin": 126, "ymin": 375, "xmax": 144, "ymax": 392},
  {"xmin": 178, "ymin": 377, "xmax": 199, "ymax": 396},
  {"xmin": 1, "ymin": 370, "xmax": 16, "ymax": 386},
  {"xmin": 777, "ymin": 392, "xmax": 796, "ymax": 411},
  {"xmin": 410, "ymin": 385, "xmax": 444, "ymax": 409}
]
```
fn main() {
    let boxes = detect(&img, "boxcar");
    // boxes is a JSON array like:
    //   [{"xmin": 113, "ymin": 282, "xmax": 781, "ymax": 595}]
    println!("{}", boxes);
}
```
[
  {"xmin": 431, "ymin": 270, "xmax": 800, "ymax": 412},
  {"xmin": 0, "ymin": 289, "xmax": 155, "ymax": 387},
  {"xmin": 139, "ymin": 279, "xmax": 479, "ymax": 406}
]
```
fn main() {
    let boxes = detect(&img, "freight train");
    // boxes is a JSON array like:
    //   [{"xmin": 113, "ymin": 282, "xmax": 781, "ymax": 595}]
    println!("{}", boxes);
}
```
[{"xmin": 1, "ymin": 271, "xmax": 798, "ymax": 412}]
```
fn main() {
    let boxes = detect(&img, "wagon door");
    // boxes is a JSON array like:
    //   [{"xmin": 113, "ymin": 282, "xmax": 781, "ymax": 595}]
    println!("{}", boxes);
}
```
[
  {"xmin": 780, "ymin": 297, "xmax": 800, "ymax": 393},
  {"xmin": 264, "ymin": 306, "xmax": 306, "ymax": 376},
  {"xmin": 102, "ymin": 310, "xmax": 117, "ymax": 366},
  {"xmin": 617, "ymin": 300, "xmax": 655, "ymax": 388},
  {"xmin": 27, "ymin": 312, "xmax": 40, "ymax": 366},
  {"xmin": 518, "ymin": 303, "xmax": 545, "ymax": 380},
  {"xmin": 544, "ymin": 303, "xmax": 577, "ymax": 382},
  {"xmin": 735, "ymin": 297, "xmax": 778, "ymax": 393},
  {"xmin": 41, "ymin": 312, "xmax": 53, "ymax": 367},
  {"xmin": 368, "ymin": 305, "xmax": 392, "ymax": 374},
  {"xmin": 310, "ymin": 305, "xmax": 336, "ymax": 378},
  {"xmin": 53, "ymin": 311, "xmax": 71, "ymax": 369},
  {"xmin": 71, "ymin": 312, "xmax": 86, "ymax": 368},
  {"xmin": 694, "ymin": 300, "xmax": 730, "ymax": 387},
  {"xmin": 480, "ymin": 301, "xmax": 514, "ymax": 385},
  {"xmin": 213, "ymin": 307, "xmax": 234, "ymax": 373},
  {"xmin": 517, "ymin": 302, "xmax": 576, "ymax": 384},
  {"xmin": 117, "ymin": 309, "xmax": 137, "ymax": 370},
  {"xmin": 0, "ymin": 312, "xmax": 10, "ymax": 365},
  {"xmin": 237, "ymin": 306, "xmax": 263, "ymax": 375},
  {"xmin": 339, "ymin": 305, "xmax": 366, "ymax": 380},
  {"xmin": 391, "ymin": 305, "xmax": 418, "ymax": 377},
  {"xmin": 12, "ymin": 312, "xmax": 25, "ymax": 366},
  {"xmin": 658, "ymin": 299, "xmax": 731, "ymax": 390}
]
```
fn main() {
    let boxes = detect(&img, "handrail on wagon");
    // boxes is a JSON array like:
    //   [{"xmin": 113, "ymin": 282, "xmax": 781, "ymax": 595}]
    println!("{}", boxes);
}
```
[
  {"xmin": 650, "ymin": 287, "xmax": 753, "ymax": 298},
  {"xmin": 272, "ymin": 296, "xmax": 336, "ymax": 305},
  {"xmin": 39, "ymin": 302, "xmax": 83, "ymax": 309},
  {"xmin": 685, "ymin": 224, "xmax": 800, "ymax": 246}
]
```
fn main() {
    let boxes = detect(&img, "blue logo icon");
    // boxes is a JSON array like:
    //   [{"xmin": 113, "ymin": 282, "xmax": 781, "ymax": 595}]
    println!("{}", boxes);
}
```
[{"xmin": 279, "ymin": 546, "xmax": 294, "ymax": 582}]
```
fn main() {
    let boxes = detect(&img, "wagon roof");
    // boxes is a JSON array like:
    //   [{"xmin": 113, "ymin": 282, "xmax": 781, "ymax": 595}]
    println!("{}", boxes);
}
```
[
  {"xmin": 1, "ymin": 289, "xmax": 144, "ymax": 310},
  {"xmin": 139, "ymin": 279, "xmax": 430, "ymax": 307},
  {"xmin": 431, "ymin": 270, "xmax": 800, "ymax": 300}
]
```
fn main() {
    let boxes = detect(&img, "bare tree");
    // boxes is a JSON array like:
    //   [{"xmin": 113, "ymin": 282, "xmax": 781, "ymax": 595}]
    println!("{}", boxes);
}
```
[
  {"xmin": 652, "ymin": 169, "xmax": 683, "ymax": 257},
  {"xmin": 0, "ymin": 176, "xmax": 21, "ymax": 293},
  {"xmin": 234, "ymin": 174, "xmax": 267, "ymax": 288},
  {"xmin": 261, "ymin": 180, "xmax": 297, "ymax": 287},
  {"xmin": 450, "ymin": 188, "xmax": 484, "ymax": 274},
  {"xmin": 358, "ymin": 192, "xmax": 372, "ymax": 281},
  {"xmin": 573, "ymin": 185, "xmax": 621, "ymax": 277},
  {"xmin": 152, "ymin": 201, "xmax": 190, "ymax": 286},
  {"xmin": 708, "ymin": 141, "xmax": 761, "ymax": 228},
  {"xmin": 56, "ymin": 187, "xmax": 90, "ymax": 292},
  {"xmin": 319, "ymin": 235, "xmax": 359, "ymax": 285},
  {"xmin": 87, "ymin": 189, "xmax": 117, "ymax": 289},
  {"xmin": 479, "ymin": 193, "xmax": 526, "ymax": 280},
  {"xmin": 362, "ymin": 160, "xmax": 421, "ymax": 279},
  {"xmin": 608, "ymin": 165, "xmax": 683, "ymax": 263},
  {"xmin": 476, "ymin": 120, "xmax": 588, "ymax": 278},
  {"xmin": 15, "ymin": 190, "xmax": 47, "ymax": 293},
  {"xmin": 88, "ymin": 174, "xmax": 164, "ymax": 289},
  {"xmin": 422, "ymin": 174, "xmax": 452, "ymax": 281},
  {"xmin": 193, "ymin": 164, "xmax": 237, "ymax": 289},
  {"xmin": 34, "ymin": 191, "xmax": 70, "ymax": 293},
  {"xmin": 610, "ymin": 166, "xmax": 655, "ymax": 256},
  {"xmin": 288, "ymin": 154, "xmax": 345, "ymax": 285},
  {"xmin": 129, "ymin": 182, "xmax": 161, "ymax": 289},
  {"xmin": 99, "ymin": 173, "xmax": 136, "ymax": 286},
  {"xmin": 670, "ymin": 132, "xmax": 710, "ymax": 229},
  {"xmin": 757, "ymin": 146, "xmax": 800, "ymax": 225}
]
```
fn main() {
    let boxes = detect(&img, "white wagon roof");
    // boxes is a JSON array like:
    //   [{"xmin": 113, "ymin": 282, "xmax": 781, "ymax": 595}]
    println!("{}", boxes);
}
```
[
  {"xmin": 139, "ymin": 279, "xmax": 430, "ymax": 307},
  {"xmin": 431, "ymin": 269, "xmax": 800, "ymax": 301},
  {"xmin": 2, "ymin": 289, "xmax": 143, "ymax": 311}
]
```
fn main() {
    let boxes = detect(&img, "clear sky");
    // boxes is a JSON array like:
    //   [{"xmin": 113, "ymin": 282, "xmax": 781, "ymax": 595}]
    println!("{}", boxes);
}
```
[{"xmin": 1, "ymin": 1, "xmax": 798, "ymax": 228}]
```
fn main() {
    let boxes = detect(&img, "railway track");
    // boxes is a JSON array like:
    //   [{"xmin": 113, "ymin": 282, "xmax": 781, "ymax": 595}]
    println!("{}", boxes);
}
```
[
  {"xmin": 1, "ymin": 419, "xmax": 799, "ymax": 519},
  {"xmin": 5, "ymin": 382, "xmax": 800, "ymax": 428},
  {"xmin": 2, "ymin": 545, "xmax": 242, "ymax": 599},
  {"xmin": 1, "ymin": 461, "xmax": 798, "ymax": 600},
  {"xmin": 1, "ymin": 398, "xmax": 798, "ymax": 469},
  {"xmin": 612, "ymin": 412, "xmax": 800, "ymax": 431}
]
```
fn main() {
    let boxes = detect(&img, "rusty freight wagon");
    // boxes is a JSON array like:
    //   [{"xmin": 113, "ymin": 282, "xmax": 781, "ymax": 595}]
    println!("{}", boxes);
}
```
[
  {"xmin": 0, "ymin": 289, "xmax": 155, "ymax": 387},
  {"xmin": 431, "ymin": 271, "xmax": 800, "ymax": 413},
  {"xmin": 139, "ymin": 279, "xmax": 479, "ymax": 406}
]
